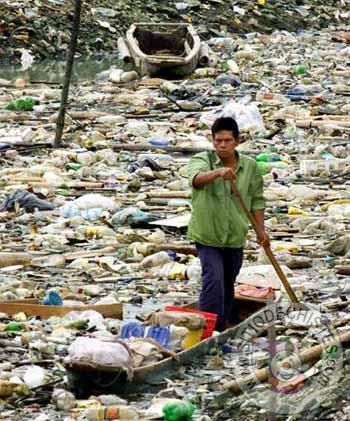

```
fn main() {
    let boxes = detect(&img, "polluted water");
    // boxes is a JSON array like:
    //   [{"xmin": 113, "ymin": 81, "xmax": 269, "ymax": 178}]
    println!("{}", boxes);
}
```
[{"xmin": 0, "ymin": 1, "xmax": 350, "ymax": 421}]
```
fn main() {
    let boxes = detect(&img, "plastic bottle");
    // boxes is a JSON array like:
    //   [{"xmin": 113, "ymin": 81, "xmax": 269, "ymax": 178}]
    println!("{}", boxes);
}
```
[
  {"xmin": 257, "ymin": 161, "xmax": 288, "ymax": 176},
  {"xmin": 148, "ymin": 138, "xmax": 170, "ymax": 147},
  {"xmin": 186, "ymin": 260, "xmax": 202, "ymax": 282},
  {"xmin": 168, "ymin": 199, "xmax": 190, "ymax": 208},
  {"xmin": 65, "ymin": 162, "xmax": 82, "ymax": 171},
  {"xmin": 52, "ymin": 388, "xmax": 76, "ymax": 411},
  {"xmin": 158, "ymin": 262, "xmax": 187, "ymax": 280},
  {"xmin": 120, "ymin": 71, "xmax": 138, "ymax": 83},
  {"xmin": 256, "ymin": 92, "xmax": 289, "ymax": 104},
  {"xmin": 163, "ymin": 401, "xmax": 195, "ymax": 421},
  {"xmin": 140, "ymin": 251, "xmax": 172, "ymax": 268},
  {"xmin": 5, "ymin": 321, "xmax": 22, "ymax": 332},
  {"xmin": 85, "ymin": 405, "xmax": 139, "ymax": 420},
  {"xmin": 256, "ymin": 152, "xmax": 281, "ymax": 163},
  {"xmin": 42, "ymin": 290, "xmax": 63, "ymax": 306},
  {"xmin": 105, "ymin": 174, "xmax": 117, "ymax": 189}
]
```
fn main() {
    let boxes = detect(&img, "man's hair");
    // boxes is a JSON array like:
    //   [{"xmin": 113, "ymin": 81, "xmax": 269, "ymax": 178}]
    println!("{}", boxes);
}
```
[{"xmin": 211, "ymin": 117, "xmax": 240, "ymax": 139}]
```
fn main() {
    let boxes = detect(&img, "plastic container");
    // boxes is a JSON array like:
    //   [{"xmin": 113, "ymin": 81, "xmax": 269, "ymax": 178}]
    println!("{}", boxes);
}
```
[
  {"xmin": 164, "ymin": 306, "xmax": 217, "ymax": 340},
  {"xmin": 182, "ymin": 328, "xmax": 204, "ymax": 349}
]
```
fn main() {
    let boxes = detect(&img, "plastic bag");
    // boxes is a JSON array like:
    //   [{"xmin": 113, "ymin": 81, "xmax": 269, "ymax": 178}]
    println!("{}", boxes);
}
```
[
  {"xmin": 23, "ymin": 366, "xmax": 46, "ymax": 389},
  {"xmin": 237, "ymin": 265, "xmax": 293, "ymax": 290},
  {"xmin": 68, "ymin": 337, "xmax": 134, "ymax": 378},
  {"xmin": 221, "ymin": 98, "xmax": 265, "ymax": 132},
  {"xmin": 200, "ymin": 97, "xmax": 265, "ymax": 133},
  {"xmin": 73, "ymin": 194, "xmax": 116, "ymax": 211},
  {"xmin": 111, "ymin": 207, "xmax": 147, "ymax": 226},
  {"xmin": 64, "ymin": 310, "xmax": 105, "ymax": 330},
  {"xmin": 127, "ymin": 339, "xmax": 164, "ymax": 367}
]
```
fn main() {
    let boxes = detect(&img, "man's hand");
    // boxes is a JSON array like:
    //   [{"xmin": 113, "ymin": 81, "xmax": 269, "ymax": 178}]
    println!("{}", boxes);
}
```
[
  {"xmin": 258, "ymin": 230, "xmax": 270, "ymax": 247},
  {"xmin": 216, "ymin": 167, "xmax": 236, "ymax": 181},
  {"xmin": 193, "ymin": 168, "xmax": 235, "ymax": 188}
]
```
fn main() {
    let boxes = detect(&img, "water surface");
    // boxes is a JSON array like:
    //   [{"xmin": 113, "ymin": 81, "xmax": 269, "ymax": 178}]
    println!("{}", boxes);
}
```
[{"xmin": 0, "ymin": 55, "xmax": 129, "ymax": 83}]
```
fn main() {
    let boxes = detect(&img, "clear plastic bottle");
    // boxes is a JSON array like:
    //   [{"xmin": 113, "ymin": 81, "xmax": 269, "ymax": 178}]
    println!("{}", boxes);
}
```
[
  {"xmin": 85, "ymin": 405, "xmax": 139, "ymax": 420},
  {"xmin": 140, "ymin": 251, "xmax": 171, "ymax": 268},
  {"xmin": 105, "ymin": 174, "xmax": 117, "ymax": 189},
  {"xmin": 186, "ymin": 259, "xmax": 202, "ymax": 282},
  {"xmin": 52, "ymin": 388, "xmax": 76, "ymax": 411},
  {"xmin": 256, "ymin": 92, "xmax": 289, "ymax": 104}
]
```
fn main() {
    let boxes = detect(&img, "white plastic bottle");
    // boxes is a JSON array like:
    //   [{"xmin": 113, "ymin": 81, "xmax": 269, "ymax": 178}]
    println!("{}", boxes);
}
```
[
  {"xmin": 140, "ymin": 251, "xmax": 171, "ymax": 268},
  {"xmin": 186, "ymin": 259, "xmax": 202, "ymax": 282}
]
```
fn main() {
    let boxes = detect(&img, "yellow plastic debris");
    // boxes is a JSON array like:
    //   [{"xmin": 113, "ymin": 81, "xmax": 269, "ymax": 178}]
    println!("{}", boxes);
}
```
[
  {"xmin": 288, "ymin": 207, "xmax": 310, "ymax": 216},
  {"xmin": 182, "ymin": 328, "xmax": 203, "ymax": 349}
]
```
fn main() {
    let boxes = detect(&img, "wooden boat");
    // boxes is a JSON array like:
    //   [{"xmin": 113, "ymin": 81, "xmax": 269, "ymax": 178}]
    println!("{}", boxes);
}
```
[
  {"xmin": 0, "ymin": 299, "xmax": 123, "ymax": 320},
  {"xmin": 66, "ymin": 294, "xmax": 280, "ymax": 396},
  {"xmin": 119, "ymin": 23, "xmax": 202, "ymax": 78}
]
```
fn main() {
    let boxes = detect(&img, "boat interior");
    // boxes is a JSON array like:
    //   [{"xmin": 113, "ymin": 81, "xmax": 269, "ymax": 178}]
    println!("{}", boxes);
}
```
[{"xmin": 134, "ymin": 25, "xmax": 194, "ymax": 57}]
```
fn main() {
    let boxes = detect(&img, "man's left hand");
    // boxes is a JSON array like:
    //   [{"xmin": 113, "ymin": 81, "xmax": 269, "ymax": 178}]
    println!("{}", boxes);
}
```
[{"xmin": 258, "ymin": 230, "xmax": 270, "ymax": 247}]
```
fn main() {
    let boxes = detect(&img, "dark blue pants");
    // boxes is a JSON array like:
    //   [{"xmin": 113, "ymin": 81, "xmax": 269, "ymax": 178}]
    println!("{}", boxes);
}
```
[{"xmin": 196, "ymin": 243, "xmax": 243, "ymax": 331}]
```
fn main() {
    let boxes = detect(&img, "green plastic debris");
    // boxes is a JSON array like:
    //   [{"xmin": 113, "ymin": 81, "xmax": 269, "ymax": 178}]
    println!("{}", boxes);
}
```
[
  {"xmin": 65, "ymin": 163, "xmax": 82, "ymax": 171},
  {"xmin": 295, "ymin": 65, "xmax": 307, "ymax": 75},
  {"xmin": 5, "ymin": 321, "xmax": 22, "ymax": 332},
  {"xmin": 5, "ymin": 97, "xmax": 36, "ymax": 111},
  {"xmin": 163, "ymin": 401, "xmax": 195, "ymax": 421}
]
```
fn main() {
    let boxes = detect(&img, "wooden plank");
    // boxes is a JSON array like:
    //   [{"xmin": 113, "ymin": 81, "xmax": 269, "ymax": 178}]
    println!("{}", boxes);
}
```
[{"xmin": 0, "ymin": 301, "xmax": 123, "ymax": 320}]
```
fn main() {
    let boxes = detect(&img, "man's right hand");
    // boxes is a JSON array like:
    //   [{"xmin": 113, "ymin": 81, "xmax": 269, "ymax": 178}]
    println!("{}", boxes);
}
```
[
  {"xmin": 216, "ymin": 167, "xmax": 236, "ymax": 181},
  {"xmin": 193, "ymin": 168, "xmax": 235, "ymax": 188}
]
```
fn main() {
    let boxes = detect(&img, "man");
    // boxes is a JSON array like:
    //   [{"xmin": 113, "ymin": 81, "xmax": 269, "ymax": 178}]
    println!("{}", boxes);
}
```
[{"xmin": 187, "ymin": 117, "xmax": 269, "ymax": 331}]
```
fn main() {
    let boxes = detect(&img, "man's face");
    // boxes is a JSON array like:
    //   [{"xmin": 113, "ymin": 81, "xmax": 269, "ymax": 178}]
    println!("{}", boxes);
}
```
[{"xmin": 213, "ymin": 130, "xmax": 239, "ymax": 159}]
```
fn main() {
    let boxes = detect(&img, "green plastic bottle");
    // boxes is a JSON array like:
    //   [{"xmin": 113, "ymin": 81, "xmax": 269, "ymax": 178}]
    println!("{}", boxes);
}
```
[
  {"xmin": 5, "ymin": 97, "xmax": 36, "ymax": 111},
  {"xmin": 163, "ymin": 401, "xmax": 195, "ymax": 421},
  {"xmin": 5, "ymin": 321, "xmax": 22, "ymax": 332},
  {"xmin": 256, "ymin": 152, "xmax": 281, "ymax": 163},
  {"xmin": 65, "ymin": 163, "xmax": 82, "ymax": 171},
  {"xmin": 295, "ymin": 65, "xmax": 307, "ymax": 75},
  {"xmin": 257, "ymin": 161, "xmax": 288, "ymax": 176}
]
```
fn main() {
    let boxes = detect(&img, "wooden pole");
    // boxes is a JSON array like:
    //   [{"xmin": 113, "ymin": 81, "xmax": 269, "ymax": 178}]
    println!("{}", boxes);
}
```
[
  {"xmin": 224, "ymin": 330, "xmax": 350, "ymax": 393},
  {"xmin": 54, "ymin": 0, "xmax": 82, "ymax": 148},
  {"xmin": 230, "ymin": 180, "xmax": 299, "ymax": 303}
]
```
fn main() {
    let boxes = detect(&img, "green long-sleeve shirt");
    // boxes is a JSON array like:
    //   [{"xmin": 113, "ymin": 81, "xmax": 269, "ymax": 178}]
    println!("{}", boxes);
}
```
[{"xmin": 187, "ymin": 151, "xmax": 265, "ymax": 248}]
